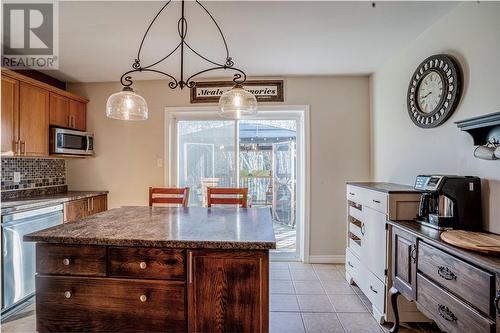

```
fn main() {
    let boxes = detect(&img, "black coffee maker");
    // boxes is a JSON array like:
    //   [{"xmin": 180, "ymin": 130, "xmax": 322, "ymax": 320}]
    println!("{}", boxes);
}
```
[{"xmin": 414, "ymin": 175, "xmax": 482, "ymax": 230}]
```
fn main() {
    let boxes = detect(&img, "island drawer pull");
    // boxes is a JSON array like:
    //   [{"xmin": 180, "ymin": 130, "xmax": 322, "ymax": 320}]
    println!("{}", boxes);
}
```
[
  {"xmin": 140, "ymin": 294, "xmax": 147, "ymax": 302},
  {"xmin": 62, "ymin": 258, "xmax": 70, "ymax": 266},
  {"xmin": 64, "ymin": 291, "xmax": 72, "ymax": 299},
  {"xmin": 139, "ymin": 261, "xmax": 147, "ymax": 270}
]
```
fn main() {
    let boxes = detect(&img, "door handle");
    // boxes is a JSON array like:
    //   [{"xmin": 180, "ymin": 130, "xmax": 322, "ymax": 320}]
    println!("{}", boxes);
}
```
[
  {"xmin": 188, "ymin": 251, "xmax": 193, "ymax": 284},
  {"xmin": 370, "ymin": 285, "xmax": 378, "ymax": 294},
  {"xmin": 494, "ymin": 291, "xmax": 500, "ymax": 315},
  {"xmin": 410, "ymin": 244, "xmax": 417, "ymax": 264},
  {"xmin": 20, "ymin": 141, "xmax": 26, "ymax": 155},
  {"xmin": 360, "ymin": 223, "xmax": 365, "ymax": 236}
]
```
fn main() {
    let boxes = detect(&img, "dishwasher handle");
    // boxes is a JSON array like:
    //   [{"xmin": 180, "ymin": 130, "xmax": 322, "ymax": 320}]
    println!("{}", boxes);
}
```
[{"xmin": 2, "ymin": 205, "xmax": 63, "ymax": 223}]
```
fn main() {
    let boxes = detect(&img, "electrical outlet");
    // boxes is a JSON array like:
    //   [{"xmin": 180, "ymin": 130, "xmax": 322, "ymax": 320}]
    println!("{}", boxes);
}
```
[
  {"xmin": 157, "ymin": 158, "xmax": 163, "ymax": 168},
  {"xmin": 13, "ymin": 172, "xmax": 21, "ymax": 183}
]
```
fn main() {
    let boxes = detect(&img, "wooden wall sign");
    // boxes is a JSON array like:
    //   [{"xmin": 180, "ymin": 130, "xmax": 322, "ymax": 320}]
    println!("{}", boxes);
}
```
[{"xmin": 190, "ymin": 80, "xmax": 284, "ymax": 103}]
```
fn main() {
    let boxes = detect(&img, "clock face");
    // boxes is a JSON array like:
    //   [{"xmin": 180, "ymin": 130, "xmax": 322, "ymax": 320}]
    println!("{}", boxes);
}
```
[
  {"xmin": 417, "ymin": 71, "xmax": 443, "ymax": 114},
  {"xmin": 407, "ymin": 54, "xmax": 462, "ymax": 128}
]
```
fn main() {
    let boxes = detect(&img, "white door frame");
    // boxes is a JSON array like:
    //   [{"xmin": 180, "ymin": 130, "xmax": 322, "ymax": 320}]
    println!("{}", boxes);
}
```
[{"xmin": 165, "ymin": 105, "xmax": 310, "ymax": 263}]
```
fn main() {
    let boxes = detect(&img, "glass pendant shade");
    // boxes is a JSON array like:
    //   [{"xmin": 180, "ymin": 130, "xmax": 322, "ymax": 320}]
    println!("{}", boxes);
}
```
[
  {"xmin": 218, "ymin": 84, "xmax": 258, "ymax": 119},
  {"xmin": 106, "ymin": 87, "xmax": 148, "ymax": 120}
]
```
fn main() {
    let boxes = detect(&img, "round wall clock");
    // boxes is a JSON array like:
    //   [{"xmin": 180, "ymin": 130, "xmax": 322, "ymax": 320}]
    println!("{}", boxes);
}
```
[{"xmin": 407, "ymin": 54, "xmax": 462, "ymax": 128}]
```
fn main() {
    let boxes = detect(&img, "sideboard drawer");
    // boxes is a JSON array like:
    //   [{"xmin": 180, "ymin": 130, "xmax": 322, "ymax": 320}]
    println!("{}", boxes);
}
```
[
  {"xmin": 36, "ymin": 275, "xmax": 186, "ymax": 332},
  {"xmin": 108, "ymin": 247, "xmax": 185, "ymax": 280},
  {"xmin": 417, "ymin": 273, "xmax": 494, "ymax": 333},
  {"xmin": 418, "ymin": 241, "xmax": 493, "ymax": 315},
  {"xmin": 36, "ymin": 244, "xmax": 106, "ymax": 276}
]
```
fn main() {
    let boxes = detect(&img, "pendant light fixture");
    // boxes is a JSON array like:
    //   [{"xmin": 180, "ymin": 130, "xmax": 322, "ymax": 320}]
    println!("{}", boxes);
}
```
[{"xmin": 106, "ymin": 0, "xmax": 257, "ymax": 120}]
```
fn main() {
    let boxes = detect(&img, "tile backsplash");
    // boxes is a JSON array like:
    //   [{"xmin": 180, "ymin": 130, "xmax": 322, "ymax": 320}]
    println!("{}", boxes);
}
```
[{"xmin": 1, "ymin": 157, "xmax": 66, "ymax": 191}]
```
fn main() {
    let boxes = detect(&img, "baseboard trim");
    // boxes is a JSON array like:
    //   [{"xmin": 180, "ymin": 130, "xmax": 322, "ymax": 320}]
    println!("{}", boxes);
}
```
[{"xmin": 308, "ymin": 255, "xmax": 345, "ymax": 264}]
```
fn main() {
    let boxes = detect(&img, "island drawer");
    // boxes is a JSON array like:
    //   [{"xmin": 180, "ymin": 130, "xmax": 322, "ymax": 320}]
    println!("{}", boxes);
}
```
[
  {"xmin": 36, "ymin": 244, "xmax": 106, "ymax": 276},
  {"xmin": 417, "ymin": 241, "xmax": 493, "ymax": 315},
  {"xmin": 36, "ymin": 275, "xmax": 186, "ymax": 332},
  {"xmin": 108, "ymin": 247, "xmax": 185, "ymax": 280}
]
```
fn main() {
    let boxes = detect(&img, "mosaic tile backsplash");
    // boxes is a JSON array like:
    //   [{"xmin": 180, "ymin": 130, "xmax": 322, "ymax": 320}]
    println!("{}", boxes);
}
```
[{"xmin": 1, "ymin": 157, "xmax": 66, "ymax": 191}]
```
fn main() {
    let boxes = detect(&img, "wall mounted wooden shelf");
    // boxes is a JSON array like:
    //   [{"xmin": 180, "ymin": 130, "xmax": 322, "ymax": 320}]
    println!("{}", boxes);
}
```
[{"xmin": 455, "ymin": 112, "xmax": 500, "ymax": 145}]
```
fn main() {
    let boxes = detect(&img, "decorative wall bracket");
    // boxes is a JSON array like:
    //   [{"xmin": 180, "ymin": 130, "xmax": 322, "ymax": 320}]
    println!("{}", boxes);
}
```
[{"xmin": 455, "ymin": 112, "xmax": 500, "ymax": 146}]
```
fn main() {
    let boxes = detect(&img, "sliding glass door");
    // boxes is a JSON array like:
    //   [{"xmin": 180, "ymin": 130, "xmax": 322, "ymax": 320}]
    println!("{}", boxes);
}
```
[{"xmin": 173, "ymin": 112, "xmax": 303, "ymax": 259}]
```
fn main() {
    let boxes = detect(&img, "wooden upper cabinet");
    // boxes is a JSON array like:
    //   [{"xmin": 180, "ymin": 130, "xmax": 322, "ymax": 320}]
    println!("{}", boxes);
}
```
[
  {"xmin": 50, "ymin": 94, "xmax": 86, "ymax": 131},
  {"xmin": 69, "ymin": 99, "xmax": 86, "ymax": 131},
  {"xmin": 19, "ymin": 82, "xmax": 49, "ymax": 156},
  {"xmin": 1, "ymin": 76, "xmax": 19, "ymax": 155},
  {"xmin": 49, "ymin": 93, "xmax": 70, "ymax": 128}
]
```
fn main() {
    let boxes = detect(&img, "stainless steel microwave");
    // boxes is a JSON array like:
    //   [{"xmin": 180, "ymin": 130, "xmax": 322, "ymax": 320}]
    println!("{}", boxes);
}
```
[{"xmin": 49, "ymin": 128, "xmax": 94, "ymax": 155}]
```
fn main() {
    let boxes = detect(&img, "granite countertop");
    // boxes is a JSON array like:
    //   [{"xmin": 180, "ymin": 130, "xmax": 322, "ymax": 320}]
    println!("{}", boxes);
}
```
[
  {"xmin": 1, "ymin": 191, "xmax": 109, "ymax": 215},
  {"xmin": 25, "ymin": 206, "xmax": 277, "ymax": 250},
  {"xmin": 347, "ymin": 182, "xmax": 421, "ymax": 193},
  {"xmin": 388, "ymin": 220, "xmax": 500, "ymax": 275}
]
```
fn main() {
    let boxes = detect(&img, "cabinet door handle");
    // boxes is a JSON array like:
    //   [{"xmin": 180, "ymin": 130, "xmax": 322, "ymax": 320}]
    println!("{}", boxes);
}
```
[
  {"xmin": 437, "ymin": 304, "xmax": 457, "ymax": 322},
  {"xmin": 13, "ymin": 140, "xmax": 19, "ymax": 154},
  {"xmin": 373, "ymin": 199, "xmax": 381, "ymax": 204},
  {"xmin": 494, "ymin": 291, "xmax": 500, "ymax": 315},
  {"xmin": 20, "ymin": 141, "xmax": 25, "ymax": 155},
  {"xmin": 349, "ymin": 192, "xmax": 355, "ymax": 196},
  {"xmin": 437, "ymin": 266, "xmax": 457, "ymax": 281},
  {"xmin": 370, "ymin": 285, "xmax": 378, "ymax": 294},
  {"xmin": 410, "ymin": 244, "xmax": 417, "ymax": 264},
  {"xmin": 347, "ymin": 261, "xmax": 354, "ymax": 268},
  {"xmin": 360, "ymin": 223, "xmax": 366, "ymax": 236},
  {"xmin": 188, "ymin": 251, "xmax": 193, "ymax": 284}
]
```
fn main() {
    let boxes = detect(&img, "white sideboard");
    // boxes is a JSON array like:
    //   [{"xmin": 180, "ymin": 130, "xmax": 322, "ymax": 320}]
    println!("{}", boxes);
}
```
[{"xmin": 345, "ymin": 182, "xmax": 430, "ymax": 324}]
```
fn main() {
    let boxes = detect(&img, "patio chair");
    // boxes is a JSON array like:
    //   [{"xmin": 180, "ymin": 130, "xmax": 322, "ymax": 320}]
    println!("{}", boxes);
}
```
[
  {"xmin": 207, "ymin": 187, "xmax": 249, "ymax": 208},
  {"xmin": 149, "ymin": 187, "xmax": 190, "ymax": 208}
]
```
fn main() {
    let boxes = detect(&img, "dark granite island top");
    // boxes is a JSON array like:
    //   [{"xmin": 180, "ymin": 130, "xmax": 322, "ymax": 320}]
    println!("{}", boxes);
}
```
[{"xmin": 25, "ymin": 206, "xmax": 277, "ymax": 250}]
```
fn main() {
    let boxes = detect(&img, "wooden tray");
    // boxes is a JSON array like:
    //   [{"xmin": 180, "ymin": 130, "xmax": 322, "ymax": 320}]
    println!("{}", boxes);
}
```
[{"xmin": 440, "ymin": 230, "xmax": 500, "ymax": 254}]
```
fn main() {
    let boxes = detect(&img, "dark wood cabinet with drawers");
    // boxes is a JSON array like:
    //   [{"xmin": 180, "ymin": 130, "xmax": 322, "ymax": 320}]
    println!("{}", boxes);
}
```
[
  {"xmin": 388, "ymin": 221, "xmax": 500, "ymax": 333},
  {"xmin": 34, "ymin": 243, "xmax": 269, "ymax": 332}
]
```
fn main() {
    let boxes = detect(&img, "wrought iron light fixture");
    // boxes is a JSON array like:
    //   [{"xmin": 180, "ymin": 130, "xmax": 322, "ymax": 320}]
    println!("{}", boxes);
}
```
[{"xmin": 106, "ymin": 0, "xmax": 257, "ymax": 120}]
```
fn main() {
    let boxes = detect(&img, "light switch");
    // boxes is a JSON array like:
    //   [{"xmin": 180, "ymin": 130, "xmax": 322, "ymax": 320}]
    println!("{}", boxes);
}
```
[
  {"xmin": 157, "ymin": 158, "xmax": 163, "ymax": 168},
  {"xmin": 13, "ymin": 172, "xmax": 21, "ymax": 183}
]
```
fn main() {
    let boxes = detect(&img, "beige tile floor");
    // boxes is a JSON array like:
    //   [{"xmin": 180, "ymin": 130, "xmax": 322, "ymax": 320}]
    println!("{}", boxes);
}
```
[{"xmin": 1, "ymin": 263, "xmax": 442, "ymax": 333}]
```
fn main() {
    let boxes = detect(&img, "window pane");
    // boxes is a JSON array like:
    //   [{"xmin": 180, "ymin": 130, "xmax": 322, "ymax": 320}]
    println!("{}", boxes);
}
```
[{"xmin": 177, "ymin": 120, "xmax": 236, "ymax": 206}]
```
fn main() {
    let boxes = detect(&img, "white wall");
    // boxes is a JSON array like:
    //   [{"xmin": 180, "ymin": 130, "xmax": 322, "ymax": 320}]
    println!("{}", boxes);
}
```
[
  {"xmin": 66, "ymin": 76, "xmax": 370, "ymax": 258},
  {"xmin": 371, "ymin": 2, "xmax": 500, "ymax": 232}
]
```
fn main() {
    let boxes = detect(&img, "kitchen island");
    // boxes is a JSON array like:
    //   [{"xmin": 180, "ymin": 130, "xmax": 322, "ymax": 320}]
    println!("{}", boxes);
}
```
[{"xmin": 25, "ymin": 206, "xmax": 276, "ymax": 333}]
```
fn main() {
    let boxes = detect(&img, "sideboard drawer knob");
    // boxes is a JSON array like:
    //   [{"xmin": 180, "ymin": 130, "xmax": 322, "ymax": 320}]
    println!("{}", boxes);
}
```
[
  {"xmin": 64, "ymin": 291, "xmax": 72, "ymax": 299},
  {"xmin": 139, "ymin": 261, "xmax": 147, "ymax": 269},
  {"xmin": 62, "ymin": 258, "xmax": 70, "ymax": 266},
  {"xmin": 140, "ymin": 294, "xmax": 147, "ymax": 302}
]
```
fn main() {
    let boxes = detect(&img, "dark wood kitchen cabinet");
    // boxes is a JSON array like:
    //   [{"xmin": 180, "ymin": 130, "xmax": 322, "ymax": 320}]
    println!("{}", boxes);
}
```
[
  {"xmin": 391, "ymin": 226, "xmax": 417, "ymax": 300},
  {"xmin": 187, "ymin": 250, "xmax": 269, "ymax": 333},
  {"xmin": 388, "ymin": 221, "xmax": 499, "ymax": 333},
  {"xmin": 63, "ymin": 194, "xmax": 108, "ymax": 223}
]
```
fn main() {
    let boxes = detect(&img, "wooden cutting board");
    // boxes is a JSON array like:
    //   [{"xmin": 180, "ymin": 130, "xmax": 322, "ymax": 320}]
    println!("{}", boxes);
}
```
[{"xmin": 440, "ymin": 230, "xmax": 500, "ymax": 254}]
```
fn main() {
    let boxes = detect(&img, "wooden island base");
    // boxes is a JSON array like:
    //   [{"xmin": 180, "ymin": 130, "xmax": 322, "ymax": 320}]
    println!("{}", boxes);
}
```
[{"xmin": 35, "ymin": 244, "xmax": 269, "ymax": 333}]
